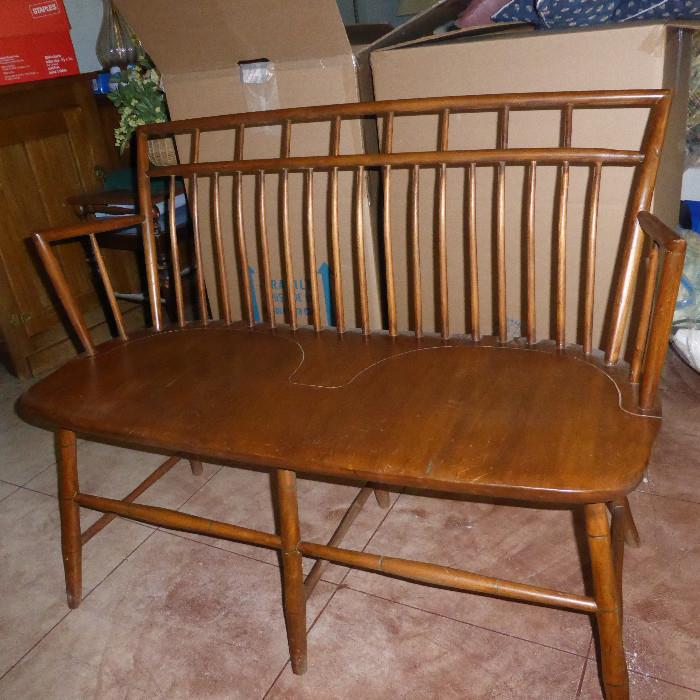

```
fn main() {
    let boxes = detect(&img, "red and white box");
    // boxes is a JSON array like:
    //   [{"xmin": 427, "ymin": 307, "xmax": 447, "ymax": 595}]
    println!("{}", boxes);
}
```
[{"xmin": 0, "ymin": 0, "xmax": 78, "ymax": 86}]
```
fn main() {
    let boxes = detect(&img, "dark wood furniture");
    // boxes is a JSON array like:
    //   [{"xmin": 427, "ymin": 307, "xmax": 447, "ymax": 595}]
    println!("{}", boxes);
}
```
[
  {"xmin": 68, "ymin": 183, "xmax": 197, "ymax": 323},
  {"xmin": 18, "ymin": 90, "xmax": 685, "ymax": 700},
  {"xmin": 0, "ymin": 73, "xmax": 143, "ymax": 378}
]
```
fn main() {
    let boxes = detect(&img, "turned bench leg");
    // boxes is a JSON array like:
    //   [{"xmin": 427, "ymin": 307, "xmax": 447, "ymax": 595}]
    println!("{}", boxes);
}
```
[
  {"xmin": 188, "ymin": 459, "xmax": 203, "ymax": 476},
  {"xmin": 373, "ymin": 487, "xmax": 391, "ymax": 509},
  {"xmin": 56, "ymin": 429, "xmax": 82, "ymax": 609},
  {"xmin": 621, "ymin": 496, "xmax": 641, "ymax": 547},
  {"xmin": 585, "ymin": 503, "xmax": 629, "ymax": 700},
  {"xmin": 276, "ymin": 469, "xmax": 307, "ymax": 674}
]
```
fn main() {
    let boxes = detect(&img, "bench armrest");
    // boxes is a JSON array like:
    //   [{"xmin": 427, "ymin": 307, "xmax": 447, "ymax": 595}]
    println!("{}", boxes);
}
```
[
  {"xmin": 32, "ymin": 215, "xmax": 147, "ymax": 355},
  {"xmin": 633, "ymin": 211, "xmax": 687, "ymax": 409}
]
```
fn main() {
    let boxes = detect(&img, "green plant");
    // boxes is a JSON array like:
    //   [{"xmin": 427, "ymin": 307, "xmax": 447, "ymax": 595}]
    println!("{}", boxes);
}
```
[{"xmin": 108, "ymin": 59, "xmax": 168, "ymax": 153}]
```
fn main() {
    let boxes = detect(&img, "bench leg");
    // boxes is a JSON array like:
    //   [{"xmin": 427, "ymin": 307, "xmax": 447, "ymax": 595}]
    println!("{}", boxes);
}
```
[
  {"xmin": 373, "ymin": 487, "xmax": 391, "ymax": 509},
  {"xmin": 276, "ymin": 469, "xmax": 307, "ymax": 675},
  {"xmin": 585, "ymin": 503, "xmax": 629, "ymax": 700},
  {"xmin": 56, "ymin": 430, "xmax": 82, "ymax": 609},
  {"xmin": 188, "ymin": 459, "xmax": 203, "ymax": 476},
  {"xmin": 621, "ymin": 496, "xmax": 641, "ymax": 548}
]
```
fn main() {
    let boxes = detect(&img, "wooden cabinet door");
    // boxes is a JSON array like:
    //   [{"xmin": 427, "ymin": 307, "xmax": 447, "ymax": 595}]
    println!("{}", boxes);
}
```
[{"xmin": 0, "ymin": 77, "xmax": 142, "ymax": 377}]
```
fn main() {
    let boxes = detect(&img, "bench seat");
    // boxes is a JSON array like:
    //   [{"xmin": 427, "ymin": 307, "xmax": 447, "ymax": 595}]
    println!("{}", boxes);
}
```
[{"xmin": 18, "ymin": 324, "xmax": 659, "ymax": 504}]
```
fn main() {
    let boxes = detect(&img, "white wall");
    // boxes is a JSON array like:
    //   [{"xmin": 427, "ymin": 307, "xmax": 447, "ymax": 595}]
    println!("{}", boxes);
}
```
[{"xmin": 64, "ymin": 0, "xmax": 103, "ymax": 73}]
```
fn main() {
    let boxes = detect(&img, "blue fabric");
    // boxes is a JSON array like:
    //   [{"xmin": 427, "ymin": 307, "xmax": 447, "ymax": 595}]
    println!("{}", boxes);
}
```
[{"xmin": 493, "ymin": 0, "xmax": 700, "ymax": 29}]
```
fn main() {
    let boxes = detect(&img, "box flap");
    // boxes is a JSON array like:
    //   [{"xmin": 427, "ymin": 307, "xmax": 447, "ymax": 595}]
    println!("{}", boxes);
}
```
[
  {"xmin": 114, "ymin": 0, "xmax": 352, "ymax": 75},
  {"xmin": 375, "ymin": 17, "xmax": 700, "ymax": 53},
  {"xmin": 0, "ymin": 0, "xmax": 70, "ymax": 39},
  {"xmin": 379, "ymin": 21, "xmax": 532, "ymax": 51},
  {"xmin": 362, "ymin": 0, "xmax": 472, "ymax": 53},
  {"xmin": 346, "ymin": 23, "xmax": 394, "ymax": 51}
]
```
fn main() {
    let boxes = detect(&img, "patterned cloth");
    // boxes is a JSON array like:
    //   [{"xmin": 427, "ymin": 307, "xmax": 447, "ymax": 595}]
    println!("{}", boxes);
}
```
[{"xmin": 493, "ymin": 0, "xmax": 700, "ymax": 28}]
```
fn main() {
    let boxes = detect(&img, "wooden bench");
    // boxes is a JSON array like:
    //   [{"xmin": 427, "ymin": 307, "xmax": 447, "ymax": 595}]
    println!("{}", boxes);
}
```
[{"xmin": 18, "ymin": 90, "xmax": 685, "ymax": 700}]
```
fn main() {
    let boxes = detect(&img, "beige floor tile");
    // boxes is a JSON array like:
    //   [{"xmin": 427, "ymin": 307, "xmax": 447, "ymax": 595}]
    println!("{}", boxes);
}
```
[
  {"xmin": 268, "ymin": 586, "xmax": 584, "ymax": 700},
  {"xmin": 0, "ymin": 401, "xmax": 54, "ymax": 486},
  {"xmin": 25, "ymin": 440, "xmax": 220, "ymax": 508},
  {"xmin": 579, "ymin": 661, "xmax": 700, "ymax": 699},
  {"xmin": 180, "ymin": 466, "xmax": 397, "ymax": 582},
  {"xmin": 0, "ymin": 531, "xmax": 335, "ymax": 700},
  {"xmin": 642, "ymin": 424, "xmax": 700, "ymax": 504},
  {"xmin": 0, "ymin": 488, "xmax": 152, "ymax": 676},
  {"xmin": 343, "ymin": 492, "xmax": 593, "ymax": 655},
  {"xmin": 0, "ymin": 480, "xmax": 17, "ymax": 502}
]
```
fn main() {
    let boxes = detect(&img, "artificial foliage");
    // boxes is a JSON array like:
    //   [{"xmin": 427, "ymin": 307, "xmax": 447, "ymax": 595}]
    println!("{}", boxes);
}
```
[{"xmin": 108, "ymin": 59, "xmax": 168, "ymax": 153}]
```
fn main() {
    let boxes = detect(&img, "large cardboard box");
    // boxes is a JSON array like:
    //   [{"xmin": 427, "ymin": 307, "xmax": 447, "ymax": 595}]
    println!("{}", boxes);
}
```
[
  {"xmin": 0, "ymin": 0, "xmax": 78, "ymax": 86},
  {"xmin": 370, "ymin": 9, "xmax": 696, "ymax": 347},
  {"xmin": 116, "ymin": 0, "xmax": 391, "ymax": 328}
]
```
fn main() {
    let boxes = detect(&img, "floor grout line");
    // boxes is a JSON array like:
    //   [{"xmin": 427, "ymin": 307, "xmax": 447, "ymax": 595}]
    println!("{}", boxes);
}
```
[
  {"xmin": 574, "ymin": 635, "xmax": 594, "ymax": 698},
  {"xmin": 0, "ymin": 460, "xmax": 225, "ymax": 686},
  {"xmin": 343, "ymin": 583, "xmax": 593, "ymax": 660}
]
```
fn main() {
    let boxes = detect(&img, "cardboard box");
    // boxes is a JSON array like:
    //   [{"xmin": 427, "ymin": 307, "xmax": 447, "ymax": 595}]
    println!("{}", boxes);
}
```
[
  {"xmin": 0, "ymin": 1, "xmax": 78, "ymax": 86},
  {"xmin": 370, "ymin": 8, "xmax": 696, "ymax": 347},
  {"xmin": 116, "ymin": 0, "xmax": 394, "ymax": 328}
]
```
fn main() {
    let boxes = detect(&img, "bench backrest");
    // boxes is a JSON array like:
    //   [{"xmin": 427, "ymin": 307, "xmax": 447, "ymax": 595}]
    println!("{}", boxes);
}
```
[{"xmin": 32, "ymin": 90, "xmax": 682, "ymax": 413}]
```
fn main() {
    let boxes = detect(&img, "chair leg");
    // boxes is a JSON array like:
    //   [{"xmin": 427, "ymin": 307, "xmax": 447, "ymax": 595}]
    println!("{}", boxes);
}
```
[
  {"xmin": 621, "ymin": 496, "xmax": 641, "ymax": 548},
  {"xmin": 585, "ymin": 503, "xmax": 629, "ymax": 700},
  {"xmin": 189, "ymin": 459, "xmax": 203, "ymax": 476},
  {"xmin": 56, "ymin": 430, "xmax": 82, "ymax": 609},
  {"xmin": 373, "ymin": 487, "xmax": 391, "ymax": 509},
  {"xmin": 276, "ymin": 469, "xmax": 307, "ymax": 675},
  {"xmin": 610, "ymin": 501, "xmax": 626, "ymax": 621}
]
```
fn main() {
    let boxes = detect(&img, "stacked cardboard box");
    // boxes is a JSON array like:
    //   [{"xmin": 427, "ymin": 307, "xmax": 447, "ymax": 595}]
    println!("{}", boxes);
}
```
[{"xmin": 0, "ymin": 0, "xmax": 78, "ymax": 86}]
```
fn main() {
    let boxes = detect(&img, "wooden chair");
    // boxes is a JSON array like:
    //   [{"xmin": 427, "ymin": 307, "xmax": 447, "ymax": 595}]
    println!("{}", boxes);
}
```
[{"xmin": 19, "ymin": 90, "xmax": 685, "ymax": 700}]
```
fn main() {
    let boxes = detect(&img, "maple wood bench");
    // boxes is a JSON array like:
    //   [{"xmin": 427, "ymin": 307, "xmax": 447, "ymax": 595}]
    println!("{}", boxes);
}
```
[{"xmin": 19, "ymin": 90, "xmax": 685, "ymax": 700}]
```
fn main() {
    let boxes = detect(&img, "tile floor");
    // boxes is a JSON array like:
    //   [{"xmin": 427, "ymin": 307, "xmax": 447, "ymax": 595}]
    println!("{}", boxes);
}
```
[{"xmin": 0, "ymin": 351, "xmax": 698, "ymax": 699}]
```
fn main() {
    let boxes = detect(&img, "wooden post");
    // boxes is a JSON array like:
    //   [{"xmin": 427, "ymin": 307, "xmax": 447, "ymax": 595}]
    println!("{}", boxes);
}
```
[
  {"xmin": 56, "ymin": 429, "xmax": 82, "ymax": 608},
  {"xmin": 276, "ymin": 469, "xmax": 307, "ymax": 674},
  {"xmin": 585, "ymin": 503, "xmax": 629, "ymax": 700}
]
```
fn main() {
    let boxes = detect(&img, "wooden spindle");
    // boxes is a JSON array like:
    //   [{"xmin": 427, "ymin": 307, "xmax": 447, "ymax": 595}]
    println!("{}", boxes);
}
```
[
  {"xmin": 639, "ymin": 244, "xmax": 685, "ymax": 409},
  {"xmin": 256, "ymin": 171, "xmax": 275, "ymax": 327},
  {"xmin": 190, "ymin": 173, "xmax": 208, "ymax": 323},
  {"xmin": 210, "ymin": 173, "xmax": 232, "ymax": 324},
  {"xmin": 235, "ymin": 124, "xmax": 245, "ymax": 161},
  {"xmin": 168, "ymin": 175, "xmax": 185, "ymax": 326},
  {"xmin": 33, "ymin": 233, "xmax": 95, "ymax": 353},
  {"xmin": 630, "ymin": 244, "xmax": 659, "ymax": 383},
  {"xmin": 556, "ymin": 161, "xmax": 570, "ymax": 348},
  {"xmin": 562, "ymin": 104, "xmax": 573, "ymax": 148},
  {"xmin": 280, "ymin": 120, "xmax": 296, "ymax": 330},
  {"xmin": 525, "ymin": 161, "xmax": 536, "ymax": 345},
  {"xmin": 495, "ymin": 161, "xmax": 507, "ymax": 343},
  {"xmin": 329, "ymin": 116, "xmax": 344, "ymax": 333},
  {"xmin": 438, "ymin": 108, "xmax": 449, "ymax": 151},
  {"xmin": 583, "ymin": 162, "xmax": 602, "ymax": 355},
  {"xmin": 410, "ymin": 164, "xmax": 422, "ymax": 338},
  {"xmin": 383, "ymin": 164, "xmax": 397, "ymax": 336},
  {"xmin": 496, "ymin": 106, "xmax": 509, "ymax": 343},
  {"xmin": 466, "ymin": 162, "xmax": 479, "ymax": 342},
  {"xmin": 190, "ymin": 130, "xmax": 208, "ymax": 323},
  {"xmin": 498, "ymin": 105, "xmax": 509, "ymax": 150},
  {"xmin": 437, "ymin": 162, "xmax": 449, "ymax": 339},
  {"xmin": 88, "ymin": 234, "xmax": 126, "ymax": 340},
  {"xmin": 234, "ymin": 171, "xmax": 254, "ymax": 326},
  {"xmin": 383, "ymin": 111, "xmax": 395, "ymax": 153},
  {"xmin": 355, "ymin": 166, "xmax": 370, "ymax": 334},
  {"xmin": 136, "ymin": 130, "xmax": 162, "ymax": 330},
  {"xmin": 190, "ymin": 127, "xmax": 201, "ymax": 164},
  {"xmin": 382, "ymin": 111, "xmax": 397, "ymax": 336},
  {"xmin": 305, "ymin": 169, "xmax": 321, "ymax": 331}
]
